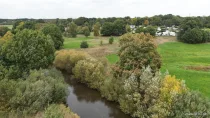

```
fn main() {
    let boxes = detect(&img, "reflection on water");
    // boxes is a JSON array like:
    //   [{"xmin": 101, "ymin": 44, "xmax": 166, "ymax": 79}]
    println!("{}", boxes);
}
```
[{"xmin": 64, "ymin": 73, "xmax": 131, "ymax": 118}]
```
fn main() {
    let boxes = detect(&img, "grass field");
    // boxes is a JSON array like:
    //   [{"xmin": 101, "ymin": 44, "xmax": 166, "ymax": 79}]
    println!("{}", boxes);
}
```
[
  {"xmin": 0, "ymin": 25, "xmax": 13, "ymax": 29},
  {"xmin": 63, "ymin": 35, "xmax": 119, "ymax": 49},
  {"xmin": 158, "ymin": 42, "xmax": 210, "ymax": 98},
  {"xmin": 106, "ymin": 41, "xmax": 210, "ymax": 98}
]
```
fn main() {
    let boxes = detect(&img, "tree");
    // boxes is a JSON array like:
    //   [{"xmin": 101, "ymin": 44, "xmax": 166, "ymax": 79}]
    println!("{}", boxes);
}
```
[
  {"xmin": 181, "ymin": 28, "xmax": 204, "ymax": 43},
  {"xmin": 114, "ymin": 33, "xmax": 161, "ymax": 77},
  {"xmin": 136, "ymin": 26, "xmax": 157, "ymax": 36},
  {"xmin": 66, "ymin": 22, "xmax": 77, "ymax": 38},
  {"xmin": 144, "ymin": 19, "xmax": 149, "ymax": 26},
  {"xmin": 126, "ymin": 24, "xmax": 131, "ymax": 33},
  {"xmin": 177, "ymin": 19, "xmax": 202, "ymax": 43},
  {"xmin": 101, "ymin": 22, "xmax": 114, "ymax": 36},
  {"xmin": 0, "ymin": 29, "xmax": 55, "ymax": 79},
  {"xmin": 93, "ymin": 22, "xmax": 100, "ymax": 36},
  {"xmin": 113, "ymin": 19, "xmax": 126, "ymax": 35},
  {"xmin": 83, "ymin": 26, "xmax": 90, "ymax": 37},
  {"xmin": 42, "ymin": 24, "xmax": 64, "ymax": 49},
  {"xmin": 0, "ymin": 31, "xmax": 14, "ymax": 44},
  {"xmin": 0, "ymin": 26, "xmax": 10, "ymax": 37}
]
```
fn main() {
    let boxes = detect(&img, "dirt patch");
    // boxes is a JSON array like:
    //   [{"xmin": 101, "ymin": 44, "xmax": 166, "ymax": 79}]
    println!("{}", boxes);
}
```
[
  {"xmin": 185, "ymin": 66, "xmax": 210, "ymax": 72},
  {"xmin": 154, "ymin": 36, "xmax": 177, "ymax": 45}
]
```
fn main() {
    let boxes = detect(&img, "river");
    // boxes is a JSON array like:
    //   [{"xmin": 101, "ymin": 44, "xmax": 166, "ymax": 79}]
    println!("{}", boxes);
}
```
[{"xmin": 64, "ymin": 74, "xmax": 131, "ymax": 118}]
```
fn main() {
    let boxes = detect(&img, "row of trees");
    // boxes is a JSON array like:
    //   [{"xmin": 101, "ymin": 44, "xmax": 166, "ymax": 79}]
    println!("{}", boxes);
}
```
[
  {"xmin": 2, "ymin": 14, "xmax": 210, "ymax": 27},
  {"xmin": 178, "ymin": 18, "xmax": 210, "ymax": 43},
  {"xmin": 54, "ymin": 33, "xmax": 210, "ymax": 118}
]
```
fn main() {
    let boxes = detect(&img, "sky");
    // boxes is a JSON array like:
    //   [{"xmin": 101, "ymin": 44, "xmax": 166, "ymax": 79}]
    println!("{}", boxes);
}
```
[{"xmin": 0, "ymin": 0, "xmax": 210, "ymax": 19}]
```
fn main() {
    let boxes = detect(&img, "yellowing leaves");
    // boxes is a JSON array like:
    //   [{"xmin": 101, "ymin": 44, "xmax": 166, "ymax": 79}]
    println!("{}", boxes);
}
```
[{"xmin": 160, "ymin": 75, "xmax": 186, "ymax": 103}]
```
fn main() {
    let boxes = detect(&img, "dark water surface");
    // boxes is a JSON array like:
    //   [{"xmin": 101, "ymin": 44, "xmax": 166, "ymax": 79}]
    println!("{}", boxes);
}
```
[{"xmin": 64, "ymin": 74, "xmax": 131, "ymax": 118}]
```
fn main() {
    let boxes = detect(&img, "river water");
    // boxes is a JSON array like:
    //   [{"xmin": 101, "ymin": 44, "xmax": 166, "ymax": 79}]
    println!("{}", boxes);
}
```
[{"xmin": 64, "ymin": 74, "xmax": 131, "ymax": 118}]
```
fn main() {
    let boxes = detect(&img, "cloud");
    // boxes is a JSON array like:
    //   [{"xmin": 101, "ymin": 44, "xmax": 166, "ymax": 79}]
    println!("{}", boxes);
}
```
[{"xmin": 0, "ymin": 0, "xmax": 209, "ymax": 18}]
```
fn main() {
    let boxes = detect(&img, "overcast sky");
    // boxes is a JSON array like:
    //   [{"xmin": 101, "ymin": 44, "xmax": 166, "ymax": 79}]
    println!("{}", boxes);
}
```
[{"xmin": 0, "ymin": 0, "xmax": 209, "ymax": 19}]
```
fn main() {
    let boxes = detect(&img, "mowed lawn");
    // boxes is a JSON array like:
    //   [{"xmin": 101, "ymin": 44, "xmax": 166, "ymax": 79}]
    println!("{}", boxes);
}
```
[{"xmin": 106, "ymin": 42, "xmax": 210, "ymax": 98}]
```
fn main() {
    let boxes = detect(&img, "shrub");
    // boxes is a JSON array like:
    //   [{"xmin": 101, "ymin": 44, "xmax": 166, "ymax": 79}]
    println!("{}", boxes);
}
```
[
  {"xmin": 66, "ymin": 22, "xmax": 77, "ymax": 38},
  {"xmin": 109, "ymin": 37, "xmax": 114, "ymax": 44},
  {"xmin": 1, "ymin": 31, "xmax": 13, "ymax": 41},
  {"xmin": 136, "ymin": 26, "xmax": 156, "ymax": 36},
  {"xmin": 73, "ymin": 57, "xmax": 106, "ymax": 89},
  {"xmin": 9, "ymin": 68, "xmax": 67, "ymax": 114},
  {"xmin": 53, "ymin": 50, "xmax": 89, "ymax": 73},
  {"xmin": 42, "ymin": 24, "xmax": 64, "ymax": 49},
  {"xmin": 44, "ymin": 104, "xmax": 80, "ymax": 118},
  {"xmin": 83, "ymin": 26, "xmax": 90, "ymax": 37},
  {"xmin": 181, "ymin": 28, "xmax": 204, "ymax": 43},
  {"xmin": 76, "ymin": 26, "xmax": 83, "ymax": 34},
  {"xmin": 101, "ymin": 22, "xmax": 114, "ymax": 36},
  {"xmin": 170, "ymin": 91, "xmax": 210, "ymax": 118},
  {"xmin": 0, "ymin": 26, "xmax": 10, "ymax": 37},
  {"xmin": 93, "ymin": 22, "xmax": 100, "ymax": 36},
  {"xmin": 0, "ymin": 29, "xmax": 55, "ymax": 79},
  {"xmin": 80, "ymin": 41, "xmax": 88, "ymax": 48},
  {"xmin": 115, "ymin": 33, "xmax": 161, "ymax": 77},
  {"xmin": 119, "ymin": 67, "xmax": 161, "ymax": 117}
]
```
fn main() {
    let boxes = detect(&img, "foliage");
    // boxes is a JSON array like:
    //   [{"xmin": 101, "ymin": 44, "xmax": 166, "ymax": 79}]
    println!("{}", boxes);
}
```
[
  {"xmin": 101, "ymin": 22, "xmax": 114, "ymax": 36},
  {"xmin": 0, "ymin": 29, "xmax": 55, "ymax": 79},
  {"xmin": 1, "ymin": 31, "xmax": 13, "ymax": 41},
  {"xmin": 136, "ymin": 26, "xmax": 156, "ymax": 36},
  {"xmin": 119, "ymin": 67, "xmax": 161, "ymax": 117},
  {"xmin": 42, "ymin": 24, "xmax": 64, "ymax": 49},
  {"xmin": 44, "ymin": 104, "xmax": 80, "ymax": 118},
  {"xmin": 101, "ymin": 20, "xmax": 126, "ymax": 36},
  {"xmin": 126, "ymin": 24, "xmax": 131, "ymax": 33},
  {"xmin": 181, "ymin": 28, "xmax": 205, "ymax": 43},
  {"xmin": 144, "ymin": 19, "xmax": 149, "ymax": 26},
  {"xmin": 66, "ymin": 22, "xmax": 77, "ymax": 38},
  {"xmin": 93, "ymin": 22, "xmax": 100, "ymax": 36},
  {"xmin": 109, "ymin": 37, "xmax": 114, "ymax": 44},
  {"xmin": 73, "ymin": 57, "xmax": 106, "ymax": 89},
  {"xmin": 54, "ymin": 50, "xmax": 89, "ymax": 73},
  {"xmin": 115, "ymin": 33, "xmax": 161, "ymax": 77},
  {"xmin": 170, "ymin": 91, "xmax": 210, "ymax": 118},
  {"xmin": 80, "ymin": 41, "xmax": 89, "ymax": 48},
  {"xmin": 83, "ymin": 26, "xmax": 90, "ymax": 37},
  {"xmin": 0, "ymin": 26, "xmax": 10, "ymax": 37},
  {"xmin": 76, "ymin": 26, "xmax": 83, "ymax": 34},
  {"xmin": 0, "ymin": 68, "xmax": 67, "ymax": 114},
  {"xmin": 178, "ymin": 19, "xmax": 204, "ymax": 43},
  {"xmin": 113, "ymin": 19, "xmax": 126, "ymax": 35}
]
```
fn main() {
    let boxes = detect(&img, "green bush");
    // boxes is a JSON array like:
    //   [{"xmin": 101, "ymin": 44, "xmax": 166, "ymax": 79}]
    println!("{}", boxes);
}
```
[
  {"xmin": 44, "ymin": 104, "xmax": 80, "ymax": 118},
  {"xmin": 83, "ymin": 26, "xmax": 90, "ymax": 37},
  {"xmin": 181, "ymin": 28, "xmax": 204, "ymax": 43},
  {"xmin": 80, "ymin": 41, "xmax": 88, "ymax": 48},
  {"xmin": 73, "ymin": 57, "xmax": 106, "ymax": 89},
  {"xmin": 1, "ymin": 68, "xmax": 67, "ymax": 114},
  {"xmin": 109, "ymin": 37, "xmax": 114, "ymax": 44},
  {"xmin": 136, "ymin": 26, "xmax": 156, "ymax": 36},
  {"xmin": 66, "ymin": 22, "xmax": 77, "ymax": 38},
  {"xmin": 0, "ymin": 29, "xmax": 55, "ymax": 79}
]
